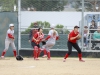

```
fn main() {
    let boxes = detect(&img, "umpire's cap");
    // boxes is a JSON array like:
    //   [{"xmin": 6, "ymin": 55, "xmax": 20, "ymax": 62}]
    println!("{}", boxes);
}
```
[{"xmin": 16, "ymin": 55, "xmax": 23, "ymax": 61}]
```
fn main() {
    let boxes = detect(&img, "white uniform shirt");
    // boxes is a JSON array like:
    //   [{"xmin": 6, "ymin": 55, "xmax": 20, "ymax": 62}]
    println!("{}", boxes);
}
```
[
  {"xmin": 47, "ymin": 29, "xmax": 58, "ymax": 43},
  {"xmin": 6, "ymin": 29, "xmax": 14, "ymax": 40}
]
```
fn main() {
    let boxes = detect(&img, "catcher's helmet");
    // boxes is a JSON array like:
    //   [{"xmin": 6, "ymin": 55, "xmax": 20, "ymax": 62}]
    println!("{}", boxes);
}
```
[{"xmin": 16, "ymin": 55, "xmax": 23, "ymax": 61}]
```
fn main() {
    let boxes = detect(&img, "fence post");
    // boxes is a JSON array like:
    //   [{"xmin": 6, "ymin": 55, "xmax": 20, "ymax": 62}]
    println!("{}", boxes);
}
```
[
  {"xmin": 81, "ymin": 0, "xmax": 84, "ymax": 51},
  {"xmin": 18, "ymin": 0, "xmax": 21, "ymax": 55}
]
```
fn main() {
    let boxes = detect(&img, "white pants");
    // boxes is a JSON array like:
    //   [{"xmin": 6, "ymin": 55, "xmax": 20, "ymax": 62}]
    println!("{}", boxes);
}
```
[
  {"xmin": 45, "ymin": 41, "xmax": 55, "ymax": 52},
  {"xmin": 4, "ymin": 39, "xmax": 16, "ymax": 51}
]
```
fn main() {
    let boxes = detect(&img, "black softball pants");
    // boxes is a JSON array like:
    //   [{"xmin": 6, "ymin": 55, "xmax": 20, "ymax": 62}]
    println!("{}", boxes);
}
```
[{"xmin": 67, "ymin": 41, "xmax": 81, "ymax": 55}]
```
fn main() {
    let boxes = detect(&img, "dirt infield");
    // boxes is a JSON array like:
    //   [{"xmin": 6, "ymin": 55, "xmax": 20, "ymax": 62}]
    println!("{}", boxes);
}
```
[{"xmin": 0, "ymin": 57, "xmax": 100, "ymax": 75}]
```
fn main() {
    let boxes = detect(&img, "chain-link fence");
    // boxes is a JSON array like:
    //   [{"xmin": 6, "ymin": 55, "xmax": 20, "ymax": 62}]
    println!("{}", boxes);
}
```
[
  {"xmin": 20, "ymin": 28, "xmax": 71, "ymax": 51},
  {"xmin": 21, "ymin": 0, "xmax": 100, "ymax": 12},
  {"xmin": 0, "ymin": 0, "xmax": 18, "ymax": 56},
  {"xmin": 1, "ymin": 0, "xmax": 100, "ymax": 57},
  {"xmin": 0, "ymin": 0, "xmax": 18, "ymax": 12},
  {"xmin": 21, "ymin": 0, "xmax": 68, "ymax": 11}
]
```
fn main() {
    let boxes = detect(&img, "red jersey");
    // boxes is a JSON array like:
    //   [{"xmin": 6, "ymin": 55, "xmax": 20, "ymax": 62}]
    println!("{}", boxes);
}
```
[
  {"xmin": 32, "ymin": 32, "xmax": 44, "ymax": 44},
  {"xmin": 68, "ymin": 30, "xmax": 79, "ymax": 43}
]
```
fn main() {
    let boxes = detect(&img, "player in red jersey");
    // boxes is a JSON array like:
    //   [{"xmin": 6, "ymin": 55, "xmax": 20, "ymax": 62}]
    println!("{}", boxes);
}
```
[
  {"xmin": 32, "ymin": 28, "xmax": 44, "ymax": 60},
  {"xmin": 29, "ymin": 22, "xmax": 47, "ymax": 58},
  {"xmin": 63, "ymin": 26, "xmax": 85, "ymax": 62}
]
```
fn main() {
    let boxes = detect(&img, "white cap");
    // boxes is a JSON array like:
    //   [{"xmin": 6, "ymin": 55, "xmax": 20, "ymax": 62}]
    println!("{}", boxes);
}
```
[
  {"xmin": 9, "ymin": 24, "xmax": 14, "ymax": 27},
  {"xmin": 50, "ymin": 24, "xmax": 55, "ymax": 29}
]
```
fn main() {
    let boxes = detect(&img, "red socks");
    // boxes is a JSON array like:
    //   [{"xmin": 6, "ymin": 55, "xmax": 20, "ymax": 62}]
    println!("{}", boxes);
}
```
[
  {"xmin": 47, "ymin": 52, "xmax": 50, "ymax": 59},
  {"xmin": 78, "ymin": 53, "xmax": 82, "ymax": 60},
  {"xmin": 13, "ymin": 50, "xmax": 17, "ymax": 57},
  {"xmin": 1, "ymin": 51, "xmax": 6, "ymax": 56},
  {"xmin": 37, "ymin": 48, "xmax": 41, "ymax": 58},
  {"xmin": 78, "ymin": 53, "xmax": 85, "ymax": 62},
  {"xmin": 43, "ymin": 49, "xmax": 47, "ymax": 55},
  {"xmin": 34, "ymin": 46, "xmax": 38, "ymax": 58},
  {"xmin": 1, "ymin": 50, "xmax": 17, "ymax": 57},
  {"xmin": 64, "ymin": 54, "xmax": 69, "ymax": 59}
]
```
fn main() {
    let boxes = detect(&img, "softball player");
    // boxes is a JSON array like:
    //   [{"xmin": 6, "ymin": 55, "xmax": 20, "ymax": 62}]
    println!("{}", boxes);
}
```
[
  {"xmin": 29, "ymin": 24, "xmax": 47, "ymax": 57},
  {"xmin": 1, "ymin": 24, "xmax": 17, "ymax": 58},
  {"xmin": 44, "ymin": 25, "xmax": 59, "ymax": 60},
  {"xmin": 63, "ymin": 26, "xmax": 85, "ymax": 62},
  {"xmin": 32, "ymin": 28, "xmax": 44, "ymax": 60}
]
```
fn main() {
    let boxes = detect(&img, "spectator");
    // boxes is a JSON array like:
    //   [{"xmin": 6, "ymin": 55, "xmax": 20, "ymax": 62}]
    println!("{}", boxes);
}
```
[
  {"xmin": 84, "ymin": 26, "xmax": 89, "ymax": 46},
  {"xmin": 89, "ymin": 20, "xmax": 97, "ymax": 34},
  {"xmin": 91, "ymin": 26, "xmax": 100, "ymax": 50}
]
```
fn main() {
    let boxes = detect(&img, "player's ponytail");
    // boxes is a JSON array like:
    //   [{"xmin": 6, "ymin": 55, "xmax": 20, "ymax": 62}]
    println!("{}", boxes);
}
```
[{"xmin": 53, "ymin": 30, "xmax": 57, "ymax": 36}]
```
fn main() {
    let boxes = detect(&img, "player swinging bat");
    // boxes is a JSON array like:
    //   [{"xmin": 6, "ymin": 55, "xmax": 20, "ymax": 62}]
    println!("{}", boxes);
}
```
[{"xmin": 1, "ymin": 24, "xmax": 17, "ymax": 59}]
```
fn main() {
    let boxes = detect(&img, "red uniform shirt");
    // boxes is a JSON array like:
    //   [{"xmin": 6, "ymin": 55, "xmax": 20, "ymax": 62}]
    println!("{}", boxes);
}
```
[
  {"xmin": 68, "ymin": 30, "xmax": 79, "ymax": 43},
  {"xmin": 32, "ymin": 32, "xmax": 44, "ymax": 44}
]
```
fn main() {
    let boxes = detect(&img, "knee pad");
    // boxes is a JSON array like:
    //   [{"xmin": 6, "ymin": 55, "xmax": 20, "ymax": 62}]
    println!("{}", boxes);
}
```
[{"xmin": 34, "ymin": 46, "xmax": 38, "ymax": 51}]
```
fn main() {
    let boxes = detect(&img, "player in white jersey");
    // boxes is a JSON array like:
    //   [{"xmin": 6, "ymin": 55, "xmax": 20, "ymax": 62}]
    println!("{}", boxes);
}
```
[
  {"xmin": 43, "ymin": 24, "xmax": 59, "ymax": 60},
  {"xmin": 1, "ymin": 24, "xmax": 17, "ymax": 59}
]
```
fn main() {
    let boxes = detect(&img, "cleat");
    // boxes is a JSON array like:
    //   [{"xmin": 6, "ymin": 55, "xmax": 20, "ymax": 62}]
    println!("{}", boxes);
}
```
[
  {"xmin": 63, "ymin": 59, "xmax": 66, "ymax": 62},
  {"xmin": 34, "ymin": 58, "xmax": 39, "ymax": 60},
  {"xmin": 0, "ymin": 56, "xmax": 5, "ymax": 59},
  {"xmin": 79, "ymin": 59, "xmax": 85, "ymax": 62},
  {"xmin": 47, "ymin": 58, "xmax": 50, "ymax": 60},
  {"xmin": 42, "ymin": 55, "xmax": 47, "ymax": 58}
]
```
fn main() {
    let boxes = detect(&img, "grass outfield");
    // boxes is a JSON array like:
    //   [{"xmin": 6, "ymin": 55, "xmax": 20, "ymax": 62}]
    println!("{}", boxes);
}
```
[{"xmin": 0, "ymin": 57, "xmax": 100, "ymax": 75}]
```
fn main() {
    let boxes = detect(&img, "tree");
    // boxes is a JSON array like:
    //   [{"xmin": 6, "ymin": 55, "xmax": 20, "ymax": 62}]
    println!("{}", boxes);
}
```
[
  {"xmin": 21, "ymin": 21, "xmax": 70, "ymax": 34},
  {"xmin": 21, "ymin": 0, "xmax": 67, "ymax": 11},
  {"xmin": 0, "ymin": 0, "xmax": 16, "ymax": 11},
  {"xmin": 55, "ymin": 24, "xmax": 69, "ymax": 34},
  {"xmin": 69, "ymin": 0, "xmax": 100, "ymax": 12},
  {"xmin": 21, "ymin": 21, "xmax": 50, "ymax": 34}
]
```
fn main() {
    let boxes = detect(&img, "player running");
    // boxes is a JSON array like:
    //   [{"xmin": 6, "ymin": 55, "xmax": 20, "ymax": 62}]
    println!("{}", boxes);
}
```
[
  {"xmin": 43, "ymin": 24, "xmax": 59, "ymax": 60},
  {"xmin": 63, "ymin": 26, "xmax": 85, "ymax": 62},
  {"xmin": 1, "ymin": 24, "xmax": 17, "ymax": 58},
  {"xmin": 32, "ymin": 28, "xmax": 44, "ymax": 60}
]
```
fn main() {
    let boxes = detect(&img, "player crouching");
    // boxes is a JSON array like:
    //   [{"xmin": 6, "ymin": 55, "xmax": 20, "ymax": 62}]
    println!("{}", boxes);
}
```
[{"xmin": 32, "ymin": 28, "xmax": 44, "ymax": 60}]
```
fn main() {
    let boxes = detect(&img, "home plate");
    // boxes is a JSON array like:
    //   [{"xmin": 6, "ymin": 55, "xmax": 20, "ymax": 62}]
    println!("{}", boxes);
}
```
[{"xmin": 29, "ymin": 66, "xmax": 35, "ymax": 68}]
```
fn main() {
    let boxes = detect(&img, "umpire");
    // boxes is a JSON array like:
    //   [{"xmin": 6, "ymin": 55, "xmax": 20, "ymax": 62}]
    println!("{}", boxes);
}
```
[{"xmin": 29, "ymin": 22, "xmax": 39, "ymax": 43}]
